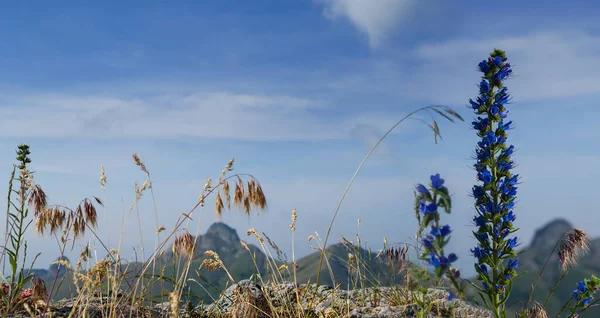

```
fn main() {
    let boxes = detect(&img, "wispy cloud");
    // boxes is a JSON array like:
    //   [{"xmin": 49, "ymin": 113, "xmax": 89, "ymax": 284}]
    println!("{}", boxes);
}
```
[{"xmin": 318, "ymin": 0, "xmax": 416, "ymax": 48}]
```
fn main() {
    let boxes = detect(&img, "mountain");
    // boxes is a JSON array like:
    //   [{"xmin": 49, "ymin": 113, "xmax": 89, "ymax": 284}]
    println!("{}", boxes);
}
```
[
  {"xmin": 24, "ymin": 218, "xmax": 600, "ymax": 317},
  {"xmin": 500, "ymin": 219, "xmax": 600, "ymax": 317}
]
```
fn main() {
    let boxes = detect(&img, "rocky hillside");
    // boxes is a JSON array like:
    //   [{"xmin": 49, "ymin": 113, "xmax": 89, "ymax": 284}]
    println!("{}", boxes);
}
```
[{"xmin": 23, "ymin": 219, "xmax": 600, "ymax": 316}]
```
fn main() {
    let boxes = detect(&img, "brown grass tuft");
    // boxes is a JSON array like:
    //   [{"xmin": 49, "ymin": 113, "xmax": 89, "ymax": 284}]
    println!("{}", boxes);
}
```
[
  {"xmin": 173, "ymin": 232, "xmax": 195, "ymax": 258},
  {"xmin": 558, "ymin": 228, "xmax": 589, "ymax": 271},
  {"xmin": 522, "ymin": 301, "xmax": 547, "ymax": 318},
  {"xmin": 28, "ymin": 184, "xmax": 47, "ymax": 217}
]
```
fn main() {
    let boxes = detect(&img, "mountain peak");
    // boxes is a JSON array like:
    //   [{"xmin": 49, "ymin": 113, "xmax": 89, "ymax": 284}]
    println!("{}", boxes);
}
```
[
  {"xmin": 206, "ymin": 222, "xmax": 240, "ymax": 243},
  {"xmin": 529, "ymin": 218, "xmax": 573, "ymax": 251}
]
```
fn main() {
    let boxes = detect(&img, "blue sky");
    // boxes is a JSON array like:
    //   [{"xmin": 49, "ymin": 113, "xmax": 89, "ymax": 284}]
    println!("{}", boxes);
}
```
[{"xmin": 0, "ymin": 0, "xmax": 599, "ymax": 276}]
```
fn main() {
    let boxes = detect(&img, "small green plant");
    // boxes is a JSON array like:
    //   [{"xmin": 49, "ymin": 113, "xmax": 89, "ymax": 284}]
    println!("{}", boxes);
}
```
[{"xmin": 0, "ymin": 144, "xmax": 47, "ymax": 314}]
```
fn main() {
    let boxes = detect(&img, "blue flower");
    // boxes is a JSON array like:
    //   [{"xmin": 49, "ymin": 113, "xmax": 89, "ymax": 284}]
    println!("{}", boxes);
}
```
[
  {"xmin": 472, "ymin": 117, "xmax": 489, "ymax": 130},
  {"xmin": 502, "ymin": 211, "xmax": 516, "ymax": 223},
  {"xmin": 473, "ymin": 215, "xmax": 486, "ymax": 227},
  {"xmin": 471, "ymin": 246, "xmax": 486, "ymax": 260},
  {"xmin": 419, "ymin": 200, "xmax": 428, "ymax": 213},
  {"xmin": 495, "ymin": 87, "xmax": 509, "ymax": 104},
  {"xmin": 506, "ymin": 237, "xmax": 518, "ymax": 249},
  {"xmin": 428, "ymin": 202, "xmax": 438, "ymax": 213},
  {"xmin": 491, "ymin": 56, "xmax": 503, "ymax": 66},
  {"xmin": 422, "ymin": 237, "xmax": 434, "ymax": 250},
  {"xmin": 431, "ymin": 174, "xmax": 444, "ymax": 189},
  {"xmin": 470, "ymin": 99, "xmax": 482, "ymax": 110},
  {"xmin": 478, "ymin": 170, "xmax": 493, "ymax": 185},
  {"xmin": 416, "ymin": 184, "xmax": 429, "ymax": 195},
  {"xmin": 480, "ymin": 80, "xmax": 491, "ymax": 94},
  {"xmin": 429, "ymin": 252, "xmax": 440, "ymax": 267},
  {"xmin": 447, "ymin": 291, "xmax": 455, "ymax": 301},
  {"xmin": 582, "ymin": 296, "xmax": 593, "ymax": 307},
  {"xmin": 440, "ymin": 225, "xmax": 452, "ymax": 237},
  {"xmin": 478, "ymin": 60, "xmax": 490, "ymax": 73},
  {"xmin": 430, "ymin": 226, "xmax": 440, "ymax": 237},
  {"xmin": 489, "ymin": 104, "xmax": 500, "ymax": 116},
  {"xmin": 577, "ymin": 281, "xmax": 587, "ymax": 293},
  {"xmin": 495, "ymin": 64, "xmax": 512, "ymax": 82},
  {"xmin": 500, "ymin": 120, "xmax": 513, "ymax": 131},
  {"xmin": 476, "ymin": 232, "xmax": 489, "ymax": 242},
  {"xmin": 507, "ymin": 259, "xmax": 519, "ymax": 271},
  {"xmin": 485, "ymin": 131, "xmax": 497, "ymax": 144},
  {"xmin": 448, "ymin": 253, "xmax": 458, "ymax": 263},
  {"xmin": 478, "ymin": 264, "xmax": 488, "ymax": 274},
  {"xmin": 472, "ymin": 186, "xmax": 485, "ymax": 200},
  {"xmin": 502, "ymin": 145, "xmax": 515, "ymax": 157}
]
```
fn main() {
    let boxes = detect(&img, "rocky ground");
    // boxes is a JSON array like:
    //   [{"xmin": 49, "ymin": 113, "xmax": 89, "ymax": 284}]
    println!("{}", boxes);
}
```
[{"xmin": 9, "ymin": 280, "xmax": 493, "ymax": 318}]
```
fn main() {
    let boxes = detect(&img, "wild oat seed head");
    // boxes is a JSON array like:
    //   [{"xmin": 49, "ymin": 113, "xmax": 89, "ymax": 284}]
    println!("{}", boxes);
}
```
[
  {"xmin": 31, "ymin": 276, "xmax": 48, "ymax": 301},
  {"xmin": 169, "ymin": 291, "xmax": 180, "ymax": 318},
  {"xmin": 558, "ymin": 228, "xmax": 589, "ymax": 271},
  {"xmin": 247, "ymin": 228, "xmax": 264, "ymax": 245},
  {"xmin": 199, "ymin": 193, "xmax": 205, "ymax": 207},
  {"xmin": 132, "ymin": 153, "xmax": 149, "ymax": 174},
  {"xmin": 200, "ymin": 250, "xmax": 225, "ymax": 271},
  {"xmin": 156, "ymin": 225, "xmax": 166, "ymax": 234},
  {"xmin": 240, "ymin": 240, "xmax": 250, "ymax": 251},
  {"xmin": 223, "ymin": 182, "xmax": 231, "ymax": 209},
  {"xmin": 28, "ymin": 185, "xmax": 47, "ymax": 218},
  {"xmin": 218, "ymin": 158, "xmax": 235, "ymax": 183},
  {"xmin": 173, "ymin": 232, "xmax": 195, "ymax": 258},
  {"xmin": 204, "ymin": 178, "xmax": 212, "ymax": 191},
  {"xmin": 100, "ymin": 164, "xmax": 107, "ymax": 189},
  {"xmin": 290, "ymin": 208, "xmax": 297, "ymax": 231},
  {"xmin": 215, "ymin": 192, "xmax": 224, "ymax": 219},
  {"xmin": 278, "ymin": 264, "xmax": 288, "ymax": 272},
  {"xmin": 523, "ymin": 301, "xmax": 547, "ymax": 318}
]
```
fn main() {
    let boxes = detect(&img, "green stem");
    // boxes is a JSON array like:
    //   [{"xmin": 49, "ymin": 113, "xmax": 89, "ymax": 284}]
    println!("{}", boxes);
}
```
[{"xmin": 544, "ymin": 269, "xmax": 569, "ymax": 307}]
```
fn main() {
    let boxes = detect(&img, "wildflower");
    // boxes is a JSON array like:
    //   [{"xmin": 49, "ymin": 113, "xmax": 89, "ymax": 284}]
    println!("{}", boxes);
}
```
[
  {"xmin": 469, "ymin": 49, "xmax": 520, "ymax": 316},
  {"xmin": 416, "ymin": 184, "xmax": 429, "ymax": 195},
  {"xmin": 431, "ymin": 174, "xmax": 445, "ymax": 189}
]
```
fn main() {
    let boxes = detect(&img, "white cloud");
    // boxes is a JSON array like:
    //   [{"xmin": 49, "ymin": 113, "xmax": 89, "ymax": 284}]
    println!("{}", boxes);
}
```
[
  {"xmin": 411, "ymin": 30, "xmax": 600, "ymax": 103},
  {"xmin": 319, "ymin": 0, "xmax": 415, "ymax": 48},
  {"xmin": 0, "ymin": 91, "xmax": 409, "ymax": 141},
  {"xmin": 325, "ymin": 30, "xmax": 600, "ymax": 106}
]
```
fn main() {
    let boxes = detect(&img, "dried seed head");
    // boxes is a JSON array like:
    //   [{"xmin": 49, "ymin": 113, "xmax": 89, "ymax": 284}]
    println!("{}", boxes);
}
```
[
  {"xmin": 82, "ymin": 198, "xmax": 98, "ymax": 229},
  {"xmin": 204, "ymin": 178, "xmax": 212, "ymax": 191},
  {"xmin": 558, "ymin": 228, "xmax": 589, "ymax": 271},
  {"xmin": 200, "ymin": 250, "xmax": 225, "ymax": 271},
  {"xmin": 223, "ymin": 182, "xmax": 231, "ymax": 209},
  {"xmin": 233, "ymin": 179, "xmax": 244, "ymax": 208},
  {"xmin": 215, "ymin": 193, "xmax": 224, "ymax": 220},
  {"xmin": 20, "ymin": 168, "xmax": 34, "ymax": 191},
  {"xmin": 156, "ymin": 225, "xmax": 166, "ymax": 234},
  {"xmin": 31, "ymin": 276, "xmax": 48, "ymax": 301},
  {"xmin": 278, "ymin": 264, "xmax": 288, "ymax": 272},
  {"xmin": 173, "ymin": 232, "xmax": 195, "ymax": 258},
  {"xmin": 247, "ymin": 228, "xmax": 264, "ymax": 246},
  {"xmin": 28, "ymin": 185, "xmax": 47, "ymax": 217},
  {"xmin": 290, "ymin": 209, "xmax": 297, "ymax": 231},
  {"xmin": 240, "ymin": 240, "xmax": 250, "ymax": 251},
  {"xmin": 198, "ymin": 193, "xmax": 205, "ymax": 207},
  {"xmin": 218, "ymin": 158, "xmax": 235, "ymax": 183},
  {"xmin": 169, "ymin": 291, "xmax": 180, "ymax": 318},
  {"xmin": 132, "ymin": 153, "xmax": 149, "ymax": 175},
  {"xmin": 522, "ymin": 301, "xmax": 547, "ymax": 318},
  {"xmin": 100, "ymin": 165, "xmax": 107, "ymax": 189},
  {"xmin": 348, "ymin": 253, "xmax": 356, "ymax": 272},
  {"xmin": 377, "ymin": 243, "xmax": 409, "ymax": 271}
]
